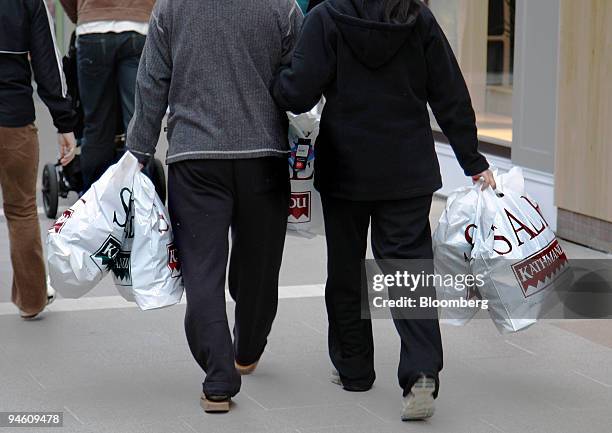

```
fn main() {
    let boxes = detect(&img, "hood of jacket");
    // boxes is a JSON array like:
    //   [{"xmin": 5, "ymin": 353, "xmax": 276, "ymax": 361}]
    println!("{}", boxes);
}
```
[{"xmin": 326, "ymin": 0, "xmax": 422, "ymax": 69}]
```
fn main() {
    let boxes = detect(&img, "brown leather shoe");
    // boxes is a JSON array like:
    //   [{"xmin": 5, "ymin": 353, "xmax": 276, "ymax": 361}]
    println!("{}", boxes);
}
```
[
  {"xmin": 234, "ymin": 360, "xmax": 258, "ymax": 375},
  {"xmin": 200, "ymin": 393, "xmax": 230, "ymax": 413}
]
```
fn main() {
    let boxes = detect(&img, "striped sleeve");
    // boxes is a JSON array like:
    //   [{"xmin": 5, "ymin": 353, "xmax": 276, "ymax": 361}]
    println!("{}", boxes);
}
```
[
  {"xmin": 29, "ymin": 0, "xmax": 77, "ymax": 132},
  {"xmin": 280, "ymin": 0, "xmax": 304, "ymax": 65}
]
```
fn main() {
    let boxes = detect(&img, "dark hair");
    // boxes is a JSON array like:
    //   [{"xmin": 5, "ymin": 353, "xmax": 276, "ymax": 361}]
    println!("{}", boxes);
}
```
[{"xmin": 374, "ymin": 0, "xmax": 414, "ymax": 23}]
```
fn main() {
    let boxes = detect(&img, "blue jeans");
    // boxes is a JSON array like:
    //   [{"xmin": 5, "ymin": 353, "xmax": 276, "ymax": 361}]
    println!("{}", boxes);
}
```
[{"xmin": 77, "ymin": 31, "xmax": 145, "ymax": 191}]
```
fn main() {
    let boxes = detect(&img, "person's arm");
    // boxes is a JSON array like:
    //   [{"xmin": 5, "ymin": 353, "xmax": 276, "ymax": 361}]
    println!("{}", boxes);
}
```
[
  {"xmin": 272, "ymin": 8, "xmax": 336, "ymax": 114},
  {"xmin": 423, "ymin": 10, "xmax": 490, "ymax": 178},
  {"xmin": 58, "ymin": 0, "xmax": 77, "ymax": 24},
  {"xmin": 126, "ymin": 0, "xmax": 172, "ymax": 165},
  {"xmin": 29, "ymin": 0, "xmax": 77, "ymax": 134},
  {"xmin": 29, "ymin": 0, "xmax": 77, "ymax": 164},
  {"xmin": 280, "ymin": 0, "xmax": 304, "ymax": 65}
]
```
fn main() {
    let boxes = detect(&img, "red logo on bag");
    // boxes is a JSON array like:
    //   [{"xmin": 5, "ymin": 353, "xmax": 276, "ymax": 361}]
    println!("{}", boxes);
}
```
[
  {"xmin": 511, "ymin": 239, "xmax": 568, "ymax": 297},
  {"xmin": 167, "ymin": 243, "xmax": 181, "ymax": 278},
  {"xmin": 289, "ymin": 192, "xmax": 311, "ymax": 222},
  {"xmin": 51, "ymin": 208, "xmax": 74, "ymax": 234}
]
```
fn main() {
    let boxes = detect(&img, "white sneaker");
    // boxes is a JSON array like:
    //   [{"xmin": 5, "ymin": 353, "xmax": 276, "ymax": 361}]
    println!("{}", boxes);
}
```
[
  {"xmin": 46, "ymin": 278, "xmax": 56, "ymax": 306},
  {"xmin": 401, "ymin": 376, "xmax": 436, "ymax": 421},
  {"xmin": 330, "ymin": 369, "xmax": 342, "ymax": 386},
  {"xmin": 19, "ymin": 279, "xmax": 56, "ymax": 320}
]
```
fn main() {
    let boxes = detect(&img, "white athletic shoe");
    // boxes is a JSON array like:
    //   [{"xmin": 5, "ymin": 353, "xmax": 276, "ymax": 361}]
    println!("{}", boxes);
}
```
[
  {"xmin": 330, "ymin": 369, "xmax": 342, "ymax": 386},
  {"xmin": 46, "ymin": 278, "xmax": 56, "ymax": 306},
  {"xmin": 401, "ymin": 376, "xmax": 436, "ymax": 421}
]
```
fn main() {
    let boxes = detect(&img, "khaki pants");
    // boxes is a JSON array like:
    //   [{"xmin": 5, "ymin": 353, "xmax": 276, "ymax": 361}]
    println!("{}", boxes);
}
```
[{"xmin": 0, "ymin": 125, "xmax": 46, "ymax": 315}]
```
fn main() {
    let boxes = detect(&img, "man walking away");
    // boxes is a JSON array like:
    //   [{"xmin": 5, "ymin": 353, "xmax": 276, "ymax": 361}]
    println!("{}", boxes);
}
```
[
  {"xmin": 59, "ymin": 0, "xmax": 154, "ymax": 191},
  {"xmin": 0, "ymin": 0, "xmax": 77, "ymax": 319},
  {"xmin": 126, "ymin": 0, "xmax": 303, "ymax": 413}
]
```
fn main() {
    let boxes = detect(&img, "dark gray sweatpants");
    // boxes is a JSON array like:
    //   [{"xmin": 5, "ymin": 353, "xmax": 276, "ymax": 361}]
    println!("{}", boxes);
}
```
[{"xmin": 168, "ymin": 157, "xmax": 289, "ymax": 398}]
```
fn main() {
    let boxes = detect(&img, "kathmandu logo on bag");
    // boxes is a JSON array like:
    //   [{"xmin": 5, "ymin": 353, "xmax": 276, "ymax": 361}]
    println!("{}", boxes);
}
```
[
  {"xmin": 112, "ymin": 250, "xmax": 131, "ymax": 284},
  {"xmin": 91, "ymin": 234, "xmax": 122, "ymax": 272},
  {"xmin": 511, "ymin": 239, "xmax": 569, "ymax": 297},
  {"xmin": 52, "ymin": 208, "xmax": 74, "ymax": 234},
  {"xmin": 167, "ymin": 243, "xmax": 181, "ymax": 278},
  {"xmin": 289, "ymin": 192, "xmax": 311, "ymax": 222}
]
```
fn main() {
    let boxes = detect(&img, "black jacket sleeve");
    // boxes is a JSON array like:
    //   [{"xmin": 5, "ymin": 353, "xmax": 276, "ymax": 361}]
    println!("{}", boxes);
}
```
[
  {"xmin": 29, "ymin": 0, "xmax": 77, "ymax": 133},
  {"xmin": 423, "ymin": 11, "xmax": 489, "ymax": 176},
  {"xmin": 272, "ymin": 8, "xmax": 336, "ymax": 114}
]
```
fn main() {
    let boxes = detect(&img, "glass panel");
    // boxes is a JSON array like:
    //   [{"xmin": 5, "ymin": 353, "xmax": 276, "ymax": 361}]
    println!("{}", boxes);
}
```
[{"xmin": 427, "ymin": 0, "xmax": 515, "ymax": 147}]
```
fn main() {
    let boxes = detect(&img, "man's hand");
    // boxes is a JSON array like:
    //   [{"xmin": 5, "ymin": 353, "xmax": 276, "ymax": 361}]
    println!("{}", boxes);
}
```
[
  {"xmin": 471, "ymin": 169, "xmax": 496, "ymax": 190},
  {"xmin": 58, "ymin": 132, "xmax": 77, "ymax": 166}
]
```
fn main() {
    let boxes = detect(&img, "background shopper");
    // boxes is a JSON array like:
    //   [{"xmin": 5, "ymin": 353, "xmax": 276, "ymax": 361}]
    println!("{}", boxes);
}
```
[
  {"xmin": 272, "ymin": 0, "xmax": 495, "ymax": 421},
  {"xmin": 59, "ymin": 0, "xmax": 154, "ymax": 191},
  {"xmin": 126, "ymin": 0, "xmax": 303, "ymax": 412},
  {"xmin": 0, "ymin": 0, "xmax": 77, "ymax": 319}
]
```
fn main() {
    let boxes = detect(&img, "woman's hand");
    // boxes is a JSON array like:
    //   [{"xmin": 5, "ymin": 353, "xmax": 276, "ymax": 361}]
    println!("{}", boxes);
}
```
[
  {"xmin": 58, "ymin": 132, "xmax": 77, "ymax": 166},
  {"xmin": 471, "ymin": 169, "xmax": 496, "ymax": 190}
]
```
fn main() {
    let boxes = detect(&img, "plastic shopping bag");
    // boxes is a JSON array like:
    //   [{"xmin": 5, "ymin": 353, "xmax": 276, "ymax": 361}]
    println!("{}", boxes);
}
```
[
  {"xmin": 113, "ymin": 172, "xmax": 184, "ymax": 310},
  {"xmin": 433, "ymin": 186, "xmax": 483, "ymax": 325},
  {"xmin": 287, "ymin": 102, "xmax": 324, "ymax": 237},
  {"xmin": 47, "ymin": 152, "xmax": 139, "ymax": 297},
  {"xmin": 433, "ymin": 170, "xmax": 526, "ymax": 325},
  {"xmin": 471, "ymin": 167, "xmax": 573, "ymax": 333}
]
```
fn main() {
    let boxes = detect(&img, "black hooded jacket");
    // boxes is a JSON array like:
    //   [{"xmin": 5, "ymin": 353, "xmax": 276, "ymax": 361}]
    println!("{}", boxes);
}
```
[
  {"xmin": 273, "ymin": 0, "xmax": 489, "ymax": 200},
  {"xmin": 0, "ymin": 0, "xmax": 77, "ymax": 132}
]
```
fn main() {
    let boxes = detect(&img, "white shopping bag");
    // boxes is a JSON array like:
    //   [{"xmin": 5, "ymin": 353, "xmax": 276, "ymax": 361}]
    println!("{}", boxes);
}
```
[
  {"xmin": 433, "ymin": 170, "xmax": 526, "ymax": 326},
  {"xmin": 433, "ymin": 186, "xmax": 482, "ymax": 325},
  {"xmin": 47, "ymin": 152, "xmax": 139, "ymax": 298},
  {"xmin": 287, "ymin": 102, "xmax": 324, "ymax": 237},
  {"xmin": 113, "ymin": 172, "xmax": 184, "ymax": 310},
  {"xmin": 471, "ymin": 167, "xmax": 572, "ymax": 333}
]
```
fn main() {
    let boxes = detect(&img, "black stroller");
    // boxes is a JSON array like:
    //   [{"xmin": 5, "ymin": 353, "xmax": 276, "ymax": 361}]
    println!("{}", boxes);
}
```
[{"xmin": 41, "ymin": 33, "xmax": 166, "ymax": 219}]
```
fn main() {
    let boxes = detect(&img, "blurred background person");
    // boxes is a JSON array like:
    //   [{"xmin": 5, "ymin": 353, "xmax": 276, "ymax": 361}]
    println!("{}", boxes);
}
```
[
  {"xmin": 59, "ymin": 0, "xmax": 154, "ymax": 191},
  {"xmin": 0, "ymin": 0, "xmax": 77, "ymax": 319},
  {"xmin": 273, "ymin": 0, "xmax": 494, "ymax": 421}
]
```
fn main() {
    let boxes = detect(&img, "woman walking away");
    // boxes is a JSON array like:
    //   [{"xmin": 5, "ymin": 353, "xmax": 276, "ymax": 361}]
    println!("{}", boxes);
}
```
[{"xmin": 272, "ymin": 0, "xmax": 495, "ymax": 421}]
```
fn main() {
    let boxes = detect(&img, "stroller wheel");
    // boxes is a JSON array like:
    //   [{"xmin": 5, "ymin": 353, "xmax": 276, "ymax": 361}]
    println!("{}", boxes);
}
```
[
  {"xmin": 150, "ymin": 158, "xmax": 167, "ymax": 205},
  {"xmin": 42, "ymin": 163, "xmax": 59, "ymax": 219}
]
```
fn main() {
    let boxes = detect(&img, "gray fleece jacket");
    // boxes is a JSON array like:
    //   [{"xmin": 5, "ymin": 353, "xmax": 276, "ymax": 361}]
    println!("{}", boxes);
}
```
[{"xmin": 127, "ymin": 0, "xmax": 303, "ymax": 164}]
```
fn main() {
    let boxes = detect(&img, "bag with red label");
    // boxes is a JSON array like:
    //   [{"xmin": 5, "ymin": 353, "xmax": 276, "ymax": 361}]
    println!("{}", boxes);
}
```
[
  {"xmin": 471, "ymin": 167, "xmax": 572, "ymax": 333},
  {"xmin": 433, "ymin": 185, "xmax": 483, "ymax": 326},
  {"xmin": 287, "ymin": 102, "xmax": 324, "ymax": 237},
  {"xmin": 112, "ymin": 171, "xmax": 184, "ymax": 310},
  {"xmin": 47, "ymin": 152, "xmax": 139, "ymax": 298}
]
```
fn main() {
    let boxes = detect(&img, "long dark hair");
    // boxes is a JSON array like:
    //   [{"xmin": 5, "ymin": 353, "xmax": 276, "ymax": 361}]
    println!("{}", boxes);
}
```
[{"xmin": 370, "ymin": 0, "xmax": 414, "ymax": 23}]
